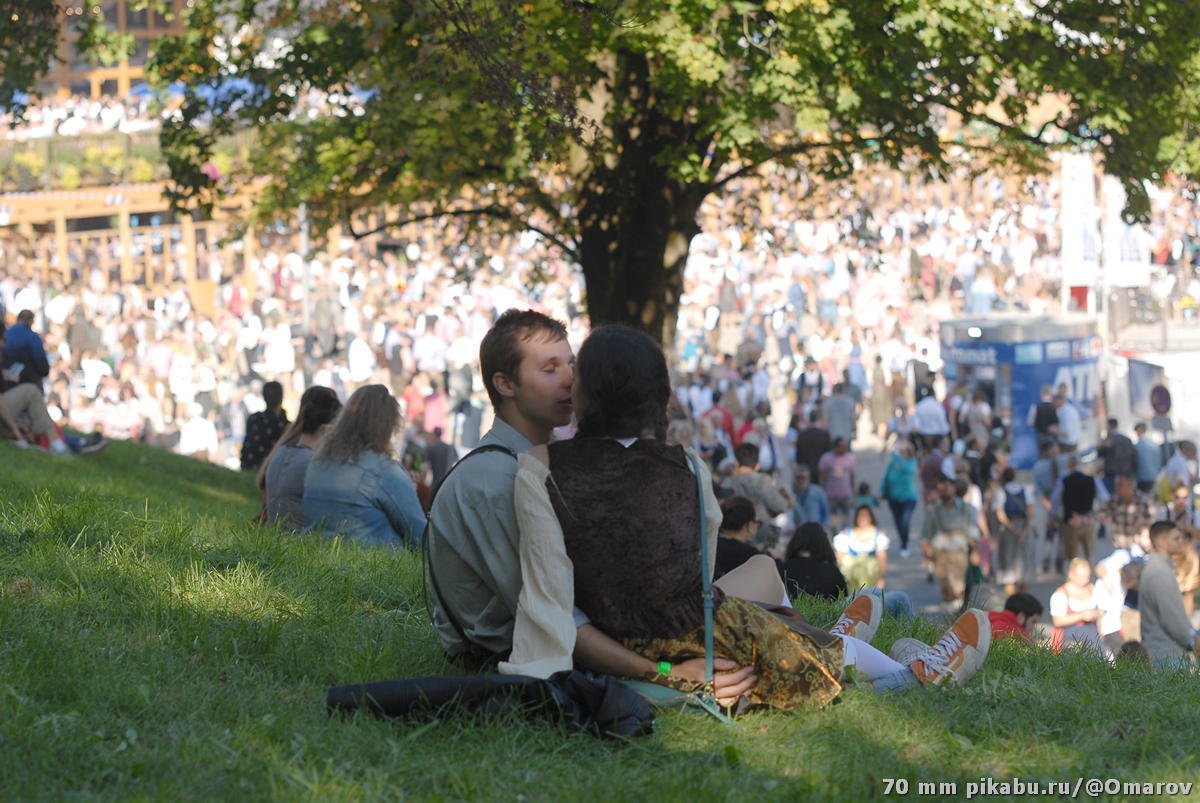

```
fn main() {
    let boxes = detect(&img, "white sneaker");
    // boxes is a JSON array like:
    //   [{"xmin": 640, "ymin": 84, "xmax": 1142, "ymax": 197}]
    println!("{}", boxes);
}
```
[
  {"xmin": 49, "ymin": 439, "xmax": 72, "ymax": 456},
  {"xmin": 14, "ymin": 439, "xmax": 31, "ymax": 449},
  {"xmin": 889, "ymin": 637, "xmax": 929, "ymax": 667},
  {"xmin": 899, "ymin": 548, "xmax": 911, "ymax": 559}
]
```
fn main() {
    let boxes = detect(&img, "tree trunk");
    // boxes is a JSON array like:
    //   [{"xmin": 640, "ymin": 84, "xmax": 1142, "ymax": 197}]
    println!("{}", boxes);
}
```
[{"xmin": 575, "ymin": 51, "xmax": 708, "ymax": 352}]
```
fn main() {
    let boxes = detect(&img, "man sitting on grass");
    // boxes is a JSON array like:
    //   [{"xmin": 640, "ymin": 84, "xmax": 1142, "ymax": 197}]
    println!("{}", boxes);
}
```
[
  {"xmin": 0, "ymin": 320, "xmax": 81, "ymax": 455},
  {"xmin": 429, "ymin": 310, "xmax": 993, "ymax": 708},
  {"xmin": 1139, "ymin": 520, "xmax": 1200, "ymax": 667},
  {"xmin": 987, "ymin": 593, "xmax": 1044, "ymax": 644},
  {"xmin": 426, "ymin": 309, "xmax": 757, "ymax": 701}
]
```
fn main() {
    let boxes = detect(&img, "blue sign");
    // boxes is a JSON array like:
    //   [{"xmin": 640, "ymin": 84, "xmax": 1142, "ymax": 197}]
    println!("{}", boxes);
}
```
[{"xmin": 943, "ymin": 335, "xmax": 1100, "ymax": 469}]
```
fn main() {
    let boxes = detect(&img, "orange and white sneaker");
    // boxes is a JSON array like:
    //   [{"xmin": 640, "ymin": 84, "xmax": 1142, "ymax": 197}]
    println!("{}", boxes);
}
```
[
  {"xmin": 907, "ymin": 609, "xmax": 991, "ymax": 687},
  {"xmin": 829, "ymin": 593, "xmax": 882, "ymax": 644}
]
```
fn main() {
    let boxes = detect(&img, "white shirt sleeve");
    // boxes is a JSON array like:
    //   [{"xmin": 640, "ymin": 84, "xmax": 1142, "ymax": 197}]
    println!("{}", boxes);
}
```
[
  {"xmin": 499, "ymin": 454, "xmax": 577, "ymax": 678},
  {"xmin": 832, "ymin": 530, "xmax": 850, "ymax": 553},
  {"xmin": 1049, "ymin": 590, "xmax": 1069, "ymax": 618}
]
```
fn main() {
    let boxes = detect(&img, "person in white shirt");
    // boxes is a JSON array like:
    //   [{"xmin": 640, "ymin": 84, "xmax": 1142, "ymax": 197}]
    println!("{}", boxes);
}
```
[
  {"xmin": 1094, "ymin": 530, "xmax": 1149, "ymax": 653},
  {"xmin": 687, "ymin": 374, "xmax": 715, "ymax": 419},
  {"xmin": 178, "ymin": 402, "xmax": 219, "ymax": 462},
  {"xmin": 913, "ymin": 391, "xmax": 951, "ymax": 453},
  {"xmin": 1053, "ymin": 393, "xmax": 1082, "ymax": 452},
  {"xmin": 1163, "ymin": 441, "xmax": 1195, "ymax": 495}
]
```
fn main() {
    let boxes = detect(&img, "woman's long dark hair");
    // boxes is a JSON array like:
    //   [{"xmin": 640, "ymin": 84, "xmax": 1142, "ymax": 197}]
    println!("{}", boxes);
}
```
[
  {"xmin": 257, "ymin": 385, "xmax": 342, "ymax": 490},
  {"xmin": 575, "ymin": 325, "xmax": 670, "ymax": 440},
  {"xmin": 786, "ymin": 522, "xmax": 837, "ymax": 563}
]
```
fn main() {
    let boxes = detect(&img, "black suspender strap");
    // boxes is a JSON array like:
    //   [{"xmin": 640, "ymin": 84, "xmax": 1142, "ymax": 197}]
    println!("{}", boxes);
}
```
[{"xmin": 422, "ymin": 443, "xmax": 518, "ymax": 660}]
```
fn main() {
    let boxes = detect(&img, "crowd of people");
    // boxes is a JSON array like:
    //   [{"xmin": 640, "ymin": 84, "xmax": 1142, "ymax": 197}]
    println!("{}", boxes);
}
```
[
  {"xmin": 2, "ymin": 159, "xmax": 1199, "ymax": 688},
  {"xmin": 1, "ymin": 94, "xmax": 160, "ymax": 141}
]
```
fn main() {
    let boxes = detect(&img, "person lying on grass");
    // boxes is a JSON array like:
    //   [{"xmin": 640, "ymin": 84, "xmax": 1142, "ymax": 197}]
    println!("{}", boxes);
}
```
[
  {"xmin": 501, "ymin": 325, "xmax": 992, "ymax": 708},
  {"xmin": 428, "ymin": 309, "xmax": 766, "ymax": 704}
]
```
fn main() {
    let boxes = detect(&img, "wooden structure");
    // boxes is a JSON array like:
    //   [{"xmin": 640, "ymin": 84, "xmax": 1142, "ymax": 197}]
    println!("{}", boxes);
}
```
[
  {"xmin": 39, "ymin": 1, "xmax": 187, "ymax": 99},
  {"xmin": 0, "ymin": 182, "xmax": 257, "ymax": 304}
]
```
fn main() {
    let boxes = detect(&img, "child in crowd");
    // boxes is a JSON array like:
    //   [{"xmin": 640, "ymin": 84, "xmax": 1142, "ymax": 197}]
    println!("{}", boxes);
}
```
[{"xmin": 854, "ymin": 481, "xmax": 879, "ymax": 512}]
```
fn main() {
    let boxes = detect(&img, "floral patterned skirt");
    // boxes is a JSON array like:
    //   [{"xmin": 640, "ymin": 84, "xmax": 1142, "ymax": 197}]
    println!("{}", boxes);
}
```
[{"xmin": 621, "ymin": 596, "xmax": 845, "ymax": 709}]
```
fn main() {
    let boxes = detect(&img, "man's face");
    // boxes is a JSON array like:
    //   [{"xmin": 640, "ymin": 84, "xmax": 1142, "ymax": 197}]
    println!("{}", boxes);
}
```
[
  {"xmin": 1174, "ymin": 488, "xmax": 1191, "ymax": 510},
  {"xmin": 509, "ymin": 336, "xmax": 576, "ymax": 430},
  {"xmin": 1156, "ymin": 528, "xmax": 1186, "ymax": 556},
  {"xmin": 795, "ymin": 468, "xmax": 810, "ymax": 490},
  {"xmin": 938, "ymin": 479, "xmax": 955, "ymax": 502},
  {"xmin": 835, "ymin": 440, "xmax": 847, "ymax": 455}
]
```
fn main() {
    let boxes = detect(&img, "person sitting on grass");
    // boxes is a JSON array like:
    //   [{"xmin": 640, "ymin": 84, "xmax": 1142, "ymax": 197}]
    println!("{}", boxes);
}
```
[
  {"xmin": 1116, "ymin": 640, "xmax": 1150, "ymax": 665},
  {"xmin": 1138, "ymin": 520, "xmax": 1200, "ymax": 667},
  {"xmin": 716, "ymin": 496, "xmax": 771, "ymax": 581},
  {"xmin": 987, "ymin": 593, "xmax": 1044, "ymax": 644},
  {"xmin": 833, "ymin": 504, "xmax": 890, "ymax": 592},
  {"xmin": 427, "ymin": 309, "xmax": 757, "ymax": 701},
  {"xmin": 0, "ymin": 321, "xmax": 103, "ymax": 456},
  {"xmin": 241, "ymin": 380, "xmax": 289, "ymax": 472},
  {"xmin": 259, "ymin": 385, "xmax": 342, "ymax": 530},
  {"xmin": 1049, "ymin": 558, "xmax": 1106, "ymax": 656},
  {"xmin": 503, "ymin": 325, "xmax": 992, "ymax": 706},
  {"xmin": 302, "ymin": 384, "xmax": 425, "ymax": 548},
  {"xmin": 779, "ymin": 521, "xmax": 849, "ymax": 602}
]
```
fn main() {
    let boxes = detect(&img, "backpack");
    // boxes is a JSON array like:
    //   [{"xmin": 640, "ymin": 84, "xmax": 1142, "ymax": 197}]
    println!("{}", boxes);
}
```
[{"xmin": 1003, "ymin": 487, "xmax": 1027, "ymax": 521}]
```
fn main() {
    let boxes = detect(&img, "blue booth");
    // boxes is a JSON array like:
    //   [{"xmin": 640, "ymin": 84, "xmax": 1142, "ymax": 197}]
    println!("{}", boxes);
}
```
[{"xmin": 939, "ymin": 315, "xmax": 1101, "ymax": 469}]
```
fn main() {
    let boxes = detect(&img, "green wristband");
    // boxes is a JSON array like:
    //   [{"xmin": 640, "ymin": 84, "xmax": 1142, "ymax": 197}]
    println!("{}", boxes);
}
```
[{"xmin": 657, "ymin": 661, "xmax": 671, "ymax": 676}]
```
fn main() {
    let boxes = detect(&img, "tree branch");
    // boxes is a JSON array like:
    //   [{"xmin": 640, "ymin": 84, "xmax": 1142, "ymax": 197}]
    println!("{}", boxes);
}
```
[
  {"xmin": 923, "ymin": 93, "xmax": 1084, "ymax": 148},
  {"xmin": 346, "ymin": 205, "xmax": 581, "ymax": 261},
  {"xmin": 705, "ymin": 139, "xmax": 844, "ymax": 190}
]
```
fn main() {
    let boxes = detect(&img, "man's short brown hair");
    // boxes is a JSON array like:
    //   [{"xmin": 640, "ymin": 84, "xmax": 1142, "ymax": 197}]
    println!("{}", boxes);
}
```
[{"xmin": 479, "ymin": 309, "xmax": 567, "ymax": 408}]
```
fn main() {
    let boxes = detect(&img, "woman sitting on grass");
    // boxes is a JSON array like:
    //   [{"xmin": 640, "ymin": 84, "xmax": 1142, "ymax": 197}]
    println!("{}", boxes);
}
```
[
  {"xmin": 779, "ymin": 522, "xmax": 848, "ymax": 601},
  {"xmin": 503, "ymin": 325, "xmax": 992, "ymax": 708},
  {"xmin": 258, "ymin": 385, "xmax": 342, "ymax": 530},
  {"xmin": 833, "ymin": 504, "xmax": 890, "ymax": 591},
  {"xmin": 302, "ymin": 384, "xmax": 426, "ymax": 548},
  {"xmin": 1049, "ymin": 557, "xmax": 1107, "ymax": 655}
]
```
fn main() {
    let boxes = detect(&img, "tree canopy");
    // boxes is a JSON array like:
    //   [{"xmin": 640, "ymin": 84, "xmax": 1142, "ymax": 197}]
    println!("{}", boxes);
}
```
[{"xmin": 25, "ymin": 0, "xmax": 1200, "ymax": 343}]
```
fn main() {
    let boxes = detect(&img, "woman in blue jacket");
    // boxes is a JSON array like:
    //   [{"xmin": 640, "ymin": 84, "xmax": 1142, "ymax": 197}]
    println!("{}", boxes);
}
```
[{"xmin": 303, "ymin": 384, "xmax": 427, "ymax": 548}]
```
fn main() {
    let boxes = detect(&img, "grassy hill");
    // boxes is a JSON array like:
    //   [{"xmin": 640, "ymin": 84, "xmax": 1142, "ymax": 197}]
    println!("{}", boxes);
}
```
[{"xmin": 1, "ymin": 439, "xmax": 1198, "ymax": 801}]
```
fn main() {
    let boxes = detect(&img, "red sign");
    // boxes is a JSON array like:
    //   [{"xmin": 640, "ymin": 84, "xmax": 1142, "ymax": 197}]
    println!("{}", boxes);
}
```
[{"xmin": 1151, "ymin": 385, "xmax": 1172, "ymax": 415}]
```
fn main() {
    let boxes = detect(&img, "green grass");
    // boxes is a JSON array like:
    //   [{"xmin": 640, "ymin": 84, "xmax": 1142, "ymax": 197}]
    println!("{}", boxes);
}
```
[{"xmin": 2, "ymin": 440, "xmax": 1199, "ymax": 801}]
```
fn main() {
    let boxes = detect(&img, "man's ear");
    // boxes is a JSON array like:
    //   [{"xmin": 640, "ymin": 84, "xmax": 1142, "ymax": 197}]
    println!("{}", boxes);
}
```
[{"xmin": 492, "ymin": 371, "xmax": 517, "ymax": 400}]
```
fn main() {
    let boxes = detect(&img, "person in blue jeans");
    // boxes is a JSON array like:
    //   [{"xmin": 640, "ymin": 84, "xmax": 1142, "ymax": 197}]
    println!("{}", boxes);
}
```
[
  {"xmin": 303, "ymin": 384, "xmax": 426, "ymax": 548},
  {"xmin": 880, "ymin": 439, "xmax": 919, "ymax": 557}
]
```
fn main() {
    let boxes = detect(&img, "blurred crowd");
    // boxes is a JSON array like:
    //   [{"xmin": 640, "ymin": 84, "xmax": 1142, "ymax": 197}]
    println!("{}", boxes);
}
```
[
  {"xmin": 1, "ymin": 95, "xmax": 160, "ymax": 140},
  {"xmin": 2, "ymin": 88, "xmax": 370, "ymax": 142},
  {"xmin": 3, "ymin": 154, "xmax": 1200, "ymax": 665}
]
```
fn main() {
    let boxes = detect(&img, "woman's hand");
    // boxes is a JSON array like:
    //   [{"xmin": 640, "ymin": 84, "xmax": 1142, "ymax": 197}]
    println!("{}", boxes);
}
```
[{"xmin": 671, "ymin": 657, "xmax": 758, "ymax": 706}]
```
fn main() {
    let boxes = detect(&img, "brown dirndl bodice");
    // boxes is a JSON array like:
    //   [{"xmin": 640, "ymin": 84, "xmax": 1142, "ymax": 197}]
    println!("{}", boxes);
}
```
[{"xmin": 546, "ymin": 437, "xmax": 725, "ymax": 640}]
